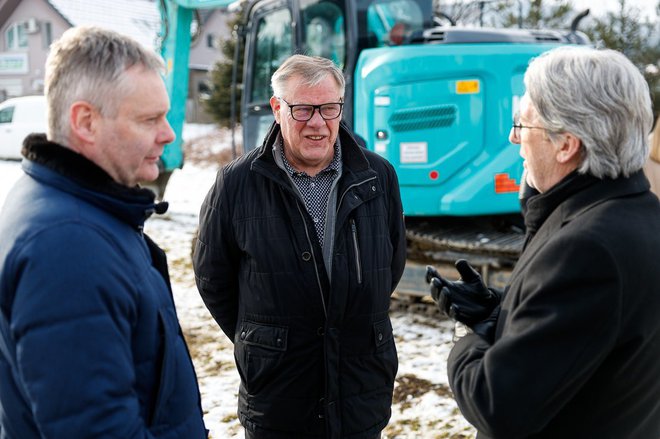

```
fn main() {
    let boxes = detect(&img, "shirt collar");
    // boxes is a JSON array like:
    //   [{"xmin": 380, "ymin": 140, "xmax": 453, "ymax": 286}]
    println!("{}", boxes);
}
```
[{"xmin": 277, "ymin": 135, "xmax": 342, "ymax": 177}]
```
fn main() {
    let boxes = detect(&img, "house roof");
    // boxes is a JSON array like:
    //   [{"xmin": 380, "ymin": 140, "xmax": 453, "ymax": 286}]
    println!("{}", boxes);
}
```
[{"xmin": 47, "ymin": 0, "xmax": 161, "ymax": 49}]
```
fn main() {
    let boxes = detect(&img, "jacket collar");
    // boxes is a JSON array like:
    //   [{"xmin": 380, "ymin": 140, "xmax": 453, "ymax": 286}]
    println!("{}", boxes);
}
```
[
  {"xmin": 525, "ymin": 170, "xmax": 650, "ymax": 234},
  {"xmin": 521, "ymin": 169, "xmax": 650, "ymax": 254},
  {"xmin": 513, "ymin": 169, "xmax": 651, "ymax": 279},
  {"xmin": 21, "ymin": 133, "xmax": 168, "ymax": 228},
  {"xmin": 251, "ymin": 121, "xmax": 371, "ymax": 179},
  {"xmin": 523, "ymin": 171, "xmax": 597, "ymax": 236}
]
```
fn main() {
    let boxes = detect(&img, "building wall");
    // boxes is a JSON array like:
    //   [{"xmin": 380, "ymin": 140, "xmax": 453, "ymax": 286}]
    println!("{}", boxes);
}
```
[
  {"xmin": 189, "ymin": 8, "xmax": 229, "ymax": 69},
  {"xmin": 188, "ymin": 8, "xmax": 230, "ymax": 123},
  {"xmin": 0, "ymin": 0, "xmax": 69, "ymax": 99}
]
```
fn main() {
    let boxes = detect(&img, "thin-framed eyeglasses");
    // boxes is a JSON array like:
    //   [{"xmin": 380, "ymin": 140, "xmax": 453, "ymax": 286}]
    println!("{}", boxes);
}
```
[
  {"xmin": 277, "ymin": 97, "xmax": 344, "ymax": 122},
  {"xmin": 512, "ymin": 112, "xmax": 547, "ymax": 138}
]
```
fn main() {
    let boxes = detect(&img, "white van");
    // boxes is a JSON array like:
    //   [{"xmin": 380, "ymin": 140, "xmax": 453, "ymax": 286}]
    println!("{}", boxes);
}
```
[{"xmin": 0, "ymin": 95, "xmax": 47, "ymax": 160}]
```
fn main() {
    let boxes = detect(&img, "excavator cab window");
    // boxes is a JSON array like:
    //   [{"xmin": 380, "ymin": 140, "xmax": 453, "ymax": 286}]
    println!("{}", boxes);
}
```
[
  {"xmin": 250, "ymin": 7, "xmax": 293, "ymax": 104},
  {"xmin": 300, "ymin": 0, "xmax": 346, "ymax": 68},
  {"xmin": 366, "ymin": 0, "xmax": 424, "ymax": 46},
  {"xmin": 356, "ymin": 0, "xmax": 431, "ymax": 50}
]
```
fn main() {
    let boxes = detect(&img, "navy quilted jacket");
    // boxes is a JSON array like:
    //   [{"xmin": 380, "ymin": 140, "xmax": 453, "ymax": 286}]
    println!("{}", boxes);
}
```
[{"xmin": 0, "ymin": 135, "xmax": 206, "ymax": 438}]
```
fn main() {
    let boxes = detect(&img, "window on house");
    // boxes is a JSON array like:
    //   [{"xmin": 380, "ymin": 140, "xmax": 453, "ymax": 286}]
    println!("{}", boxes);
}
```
[
  {"xmin": 5, "ymin": 23, "xmax": 28, "ymax": 50},
  {"xmin": 42, "ymin": 22, "xmax": 52, "ymax": 48}
]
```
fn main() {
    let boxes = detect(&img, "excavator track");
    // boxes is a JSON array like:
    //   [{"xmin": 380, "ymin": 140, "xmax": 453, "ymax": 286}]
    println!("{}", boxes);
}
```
[{"xmin": 392, "ymin": 215, "xmax": 526, "ymax": 314}]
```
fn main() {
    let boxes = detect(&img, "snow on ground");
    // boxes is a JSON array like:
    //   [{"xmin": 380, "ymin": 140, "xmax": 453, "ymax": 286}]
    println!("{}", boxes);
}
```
[{"xmin": 0, "ymin": 125, "xmax": 477, "ymax": 439}]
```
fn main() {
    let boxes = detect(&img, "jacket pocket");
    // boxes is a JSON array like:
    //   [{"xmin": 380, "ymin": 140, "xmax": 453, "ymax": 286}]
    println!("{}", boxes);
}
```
[
  {"xmin": 373, "ymin": 317, "xmax": 398, "ymax": 387},
  {"xmin": 236, "ymin": 321, "xmax": 289, "ymax": 395},
  {"xmin": 239, "ymin": 320, "xmax": 288, "ymax": 351},
  {"xmin": 373, "ymin": 317, "xmax": 393, "ymax": 348}
]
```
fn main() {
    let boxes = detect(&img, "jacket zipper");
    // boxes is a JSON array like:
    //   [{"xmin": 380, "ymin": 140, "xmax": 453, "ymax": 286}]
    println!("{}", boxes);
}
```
[
  {"xmin": 291, "ymin": 176, "xmax": 375, "ymax": 316},
  {"xmin": 296, "ymin": 202, "xmax": 327, "ymax": 317},
  {"xmin": 350, "ymin": 219, "xmax": 362, "ymax": 284}
]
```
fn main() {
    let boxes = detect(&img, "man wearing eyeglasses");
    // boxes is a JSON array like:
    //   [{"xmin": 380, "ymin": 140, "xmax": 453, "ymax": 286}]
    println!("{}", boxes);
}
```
[
  {"xmin": 193, "ymin": 54, "xmax": 406, "ymax": 439},
  {"xmin": 427, "ymin": 46, "xmax": 660, "ymax": 438}
]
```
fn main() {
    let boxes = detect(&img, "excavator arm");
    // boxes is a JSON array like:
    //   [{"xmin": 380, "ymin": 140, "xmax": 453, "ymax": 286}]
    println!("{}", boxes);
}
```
[{"xmin": 154, "ymin": 0, "xmax": 234, "ymax": 197}]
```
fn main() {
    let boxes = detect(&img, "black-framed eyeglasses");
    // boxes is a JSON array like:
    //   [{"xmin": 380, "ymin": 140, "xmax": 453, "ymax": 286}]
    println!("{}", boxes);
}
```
[
  {"xmin": 277, "ymin": 97, "xmax": 344, "ymax": 122},
  {"xmin": 512, "ymin": 112, "xmax": 547, "ymax": 138}
]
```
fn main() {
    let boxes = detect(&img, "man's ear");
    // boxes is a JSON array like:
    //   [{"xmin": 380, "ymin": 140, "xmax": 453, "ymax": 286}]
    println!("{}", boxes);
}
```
[
  {"xmin": 556, "ymin": 132, "xmax": 582, "ymax": 164},
  {"xmin": 270, "ymin": 96, "xmax": 281, "ymax": 124},
  {"xmin": 69, "ymin": 101, "xmax": 97, "ymax": 145}
]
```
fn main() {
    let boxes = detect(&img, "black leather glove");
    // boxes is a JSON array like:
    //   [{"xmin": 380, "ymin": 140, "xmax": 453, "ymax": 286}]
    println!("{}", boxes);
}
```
[
  {"xmin": 426, "ymin": 260, "xmax": 500, "ymax": 326},
  {"xmin": 471, "ymin": 305, "xmax": 500, "ymax": 343}
]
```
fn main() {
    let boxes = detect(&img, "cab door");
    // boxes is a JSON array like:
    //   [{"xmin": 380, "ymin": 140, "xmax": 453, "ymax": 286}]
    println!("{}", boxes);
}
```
[
  {"xmin": 242, "ymin": 0, "xmax": 348, "ymax": 152},
  {"xmin": 242, "ymin": 0, "xmax": 294, "ymax": 152}
]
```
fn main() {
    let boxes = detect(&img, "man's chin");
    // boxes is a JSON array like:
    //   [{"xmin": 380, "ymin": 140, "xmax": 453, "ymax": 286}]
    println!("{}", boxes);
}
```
[
  {"xmin": 524, "ymin": 172, "xmax": 535, "ymax": 188},
  {"xmin": 141, "ymin": 164, "xmax": 161, "ymax": 181}
]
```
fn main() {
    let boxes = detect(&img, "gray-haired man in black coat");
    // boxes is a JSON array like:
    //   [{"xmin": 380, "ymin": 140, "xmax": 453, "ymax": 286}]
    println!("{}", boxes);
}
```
[{"xmin": 428, "ymin": 46, "xmax": 660, "ymax": 438}]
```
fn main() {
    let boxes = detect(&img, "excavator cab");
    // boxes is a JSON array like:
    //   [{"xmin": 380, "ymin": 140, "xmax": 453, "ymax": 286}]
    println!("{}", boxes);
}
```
[{"xmin": 240, "ymin": 0, "xmax": 434, "ymax": 151}]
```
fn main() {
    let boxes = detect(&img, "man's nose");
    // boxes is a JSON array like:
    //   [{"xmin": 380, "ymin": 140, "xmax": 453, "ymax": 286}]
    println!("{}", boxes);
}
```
[
  {"xmin": 509, "ymin": 127, "xmax": 520, "ymax": 145},
  {"xmin": 306, "ymin": 108, "xmax": 325, "ymax": 127},
  {"xmin": 160, "ymin": 120, "xmax": 176, "ymax": 144}
]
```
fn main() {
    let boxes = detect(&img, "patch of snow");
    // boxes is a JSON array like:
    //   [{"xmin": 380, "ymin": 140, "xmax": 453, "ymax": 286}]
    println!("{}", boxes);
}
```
[{"xmin": 182, "ymin": 123, "xmax": 221, "ymax": 142}]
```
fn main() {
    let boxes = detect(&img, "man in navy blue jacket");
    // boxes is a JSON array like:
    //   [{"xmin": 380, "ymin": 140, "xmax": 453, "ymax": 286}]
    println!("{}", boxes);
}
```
[{"xmin": 0, "ymin": 26, "xmax": 206, "ymax": 438}]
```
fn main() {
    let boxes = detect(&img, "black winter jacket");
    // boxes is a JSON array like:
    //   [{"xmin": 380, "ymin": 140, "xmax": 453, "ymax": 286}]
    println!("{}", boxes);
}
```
[
  {"xmin": 448, "ymin": 171, "xmax": 660, "ymax": 439},
  {"xmin": 193, "ymin": 122, "xmax": 406, "ymax": 439}
]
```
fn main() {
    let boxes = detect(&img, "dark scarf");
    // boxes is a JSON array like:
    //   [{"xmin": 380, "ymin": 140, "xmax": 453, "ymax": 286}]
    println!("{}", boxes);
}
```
[
  {"xmin": 22, "ymin": 133, "xmax": 172, "ymax": 291},
  {"xmin": 21, "ymin": 133, "xmax": 168, "ymax": 215},
  {"xmin": 522, "ymin": 171, "xmax": 599, "ymax": 250}
]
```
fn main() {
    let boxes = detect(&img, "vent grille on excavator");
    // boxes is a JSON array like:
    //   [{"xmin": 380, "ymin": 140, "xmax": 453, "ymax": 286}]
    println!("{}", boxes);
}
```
[{"xmin": 389, "ymin": 105, "xmax": 456, "ymax": 132}]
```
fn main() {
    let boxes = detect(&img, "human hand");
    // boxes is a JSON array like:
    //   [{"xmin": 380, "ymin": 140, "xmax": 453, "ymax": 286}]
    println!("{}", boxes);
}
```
[
  {"xmin": 451, "ymin": 306, "xmax": 500, "ymax": 343},
  {"xmin": 471, "ymin": 304, "xmax": 500, "ymax": 343},
  {"xmin": 426, "ymin": 260, "xmax": 500, "ymax": 326}
]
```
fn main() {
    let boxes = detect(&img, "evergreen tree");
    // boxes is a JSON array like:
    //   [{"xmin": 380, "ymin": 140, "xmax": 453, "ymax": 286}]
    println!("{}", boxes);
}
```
[{"xmin": 203, "ymin": 2, "xmax": 246, "ymax": 127}]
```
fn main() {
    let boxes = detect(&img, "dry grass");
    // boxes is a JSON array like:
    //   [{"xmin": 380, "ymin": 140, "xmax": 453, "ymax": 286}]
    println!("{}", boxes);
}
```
[{"xmin": 183, "ymin": 127, "xmax": 243, "ymax": 168}]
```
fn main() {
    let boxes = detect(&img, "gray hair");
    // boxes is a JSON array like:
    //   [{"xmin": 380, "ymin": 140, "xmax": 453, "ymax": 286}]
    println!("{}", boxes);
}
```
[
  {"xmin": 271, "ymin": 54, "xmax": 345, "ymax": 99},
  {"xmin": 44, "ymin": 26, "xmax": 165, "ymax": 145},
  {"xmin": 524, "ymin": 46, "xmax": 653, "ymax": 178}
]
